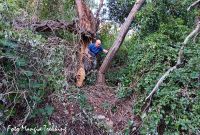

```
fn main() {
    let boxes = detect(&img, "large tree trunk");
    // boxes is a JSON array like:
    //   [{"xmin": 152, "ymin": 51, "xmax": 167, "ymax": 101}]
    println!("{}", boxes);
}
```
[
  {"xmin": 97, "ymin": 0, "xmax": 145, "ymax": 85},
  {"xmin": 75, "ymin": 0, "xmax": 100, "ymax": 87}
]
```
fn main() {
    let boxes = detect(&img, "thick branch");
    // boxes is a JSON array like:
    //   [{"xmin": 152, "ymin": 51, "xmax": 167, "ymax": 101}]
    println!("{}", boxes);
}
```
[
  {"xmin": 187, "ymin": 0, "xmax": 200, "ymax": 11},
  {"xmin": 183, "ymin": 21, "xmax": 200, "ymax": 44}
]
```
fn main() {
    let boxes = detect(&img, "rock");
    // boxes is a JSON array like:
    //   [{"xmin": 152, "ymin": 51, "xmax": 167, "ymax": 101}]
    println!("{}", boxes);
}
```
[
  {"xmin": 96, "ymin": 115, "xmax": 106, "ymax": 119},
  {"xmin": 105, "ymin": 118, "xmax": 113, "ymax": 128}
]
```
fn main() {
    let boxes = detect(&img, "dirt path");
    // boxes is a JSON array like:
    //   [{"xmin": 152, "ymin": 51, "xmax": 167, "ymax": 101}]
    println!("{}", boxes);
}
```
[
  {"xmin": 49, "ymin": 85, "xmax": 140, "ymax": 134},
  {"xmin": 85, "ymin": 86, "xmax": 136, "ymax": 131}
]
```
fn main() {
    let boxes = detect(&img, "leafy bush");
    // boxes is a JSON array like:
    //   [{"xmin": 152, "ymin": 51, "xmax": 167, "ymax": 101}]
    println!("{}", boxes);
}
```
[
  {"xmin": 0, "ymin": 29, "xmax": 68, "ymax": 134},
  {"xmin": 114, "ymin": 1, "xmax": 200, "ymax": 134}
]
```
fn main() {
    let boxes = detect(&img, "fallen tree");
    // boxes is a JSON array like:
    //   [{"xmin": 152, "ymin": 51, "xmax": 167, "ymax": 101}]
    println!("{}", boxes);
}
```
[
  {"xmin": 31, "ymin": 20, "xmax": 77, "ymax": 33},
  {"xmin": 29, "ymin": 0, "xmax": 103, "ymax": 87},
  {"xmin": 30, "ymin": 0, "xmax": 145, "ymax": 87}
]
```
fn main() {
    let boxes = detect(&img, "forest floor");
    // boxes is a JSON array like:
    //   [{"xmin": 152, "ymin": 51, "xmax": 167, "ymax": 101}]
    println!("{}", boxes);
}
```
[{"xmin": 49, "ymin": 85, "xmax": 140, "ymax": 135}]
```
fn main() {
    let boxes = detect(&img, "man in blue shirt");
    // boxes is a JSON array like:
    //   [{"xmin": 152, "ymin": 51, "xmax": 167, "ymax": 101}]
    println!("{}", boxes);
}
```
[{"xmin": 88, "ymin": 39, "xmax": 108, "ymax": 69}]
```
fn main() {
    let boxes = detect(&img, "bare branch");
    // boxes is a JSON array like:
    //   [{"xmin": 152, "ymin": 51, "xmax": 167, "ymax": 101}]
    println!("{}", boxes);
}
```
[
  {"xmin": 21, "ymin": 92, "xmax": 31, "ymax": 126},
  {"xmin": 183, "ymin": 21, "xmax": 200, "ymax": 44},
  {"xmin": 145, "ymin": 66, "xmax": 177, "ymax": 101},
  {"xmin": 187, "ymin": 0, "xmax": 200, "ymax": 11}
]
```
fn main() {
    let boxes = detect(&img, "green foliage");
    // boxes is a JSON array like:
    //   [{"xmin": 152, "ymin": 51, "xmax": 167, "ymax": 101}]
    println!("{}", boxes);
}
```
[
  {"xmin": 107, "ymin": 0, "xmax": 135, "ymax": 23},
  {"xmin": 117, "ymin": 84, "xmax": 133, "ymax": 99},
  {"xmin": 136, "ymin": 0, "xmax": 195, "ymax": 37},
  {"xmin": 0, "ymin": 28, "xmax": 68, "ymax": 133},
  {"xmin": 31, "ymin": 105, "xmax": 54, "ymax": 118},
  {"xmin": 102, "ymin": 0, "xmax": 200, "ymax": 134},
  {"xmin": 1, "ymin": 0, "xmax": 200, "ymax": 134},
  {"xmin": 106, "ymin": 1, "xmax": 200, "ymax": 134},
  {"xmin": 40, "ymin": 0, "xmax": 75, "ymax": 20},
  {"xmin": 0, "ymin": 0, "xmax": 77, "ymax": 133},
  {"xmin": 78, "ymin": 92, "xmax": 93, "ymax": 111}
]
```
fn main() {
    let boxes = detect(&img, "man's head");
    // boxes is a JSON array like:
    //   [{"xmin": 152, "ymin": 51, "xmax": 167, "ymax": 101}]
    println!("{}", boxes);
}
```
[{"xmin": 95, "ymin": 39, "xmax": 101, "ymax": 48}]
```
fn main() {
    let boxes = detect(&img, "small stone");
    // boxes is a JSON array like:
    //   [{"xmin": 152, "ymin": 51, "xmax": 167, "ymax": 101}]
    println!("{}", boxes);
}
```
[
  {"xmin": 96, "ymin": 115, "xmax": 105, "ymax": 119},
  {"xmin": 105, "ymin": 119, "xmax": 113, "ymax": 128}
]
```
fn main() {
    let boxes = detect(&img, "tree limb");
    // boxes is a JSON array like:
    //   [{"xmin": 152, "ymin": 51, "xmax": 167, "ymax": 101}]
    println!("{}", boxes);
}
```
[
  {"xmin": 187, "ymin": 0, "xmax": 200, "ymax": 11},
  {"xmin": 183, "ymin": 21, "xmax": 200, "ymax": 44}
]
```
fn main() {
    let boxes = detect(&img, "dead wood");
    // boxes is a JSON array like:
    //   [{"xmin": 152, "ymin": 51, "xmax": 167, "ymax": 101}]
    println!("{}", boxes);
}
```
[{"xmin": 32, "ymin": 20, "xmax": 77, "ymax": 32}]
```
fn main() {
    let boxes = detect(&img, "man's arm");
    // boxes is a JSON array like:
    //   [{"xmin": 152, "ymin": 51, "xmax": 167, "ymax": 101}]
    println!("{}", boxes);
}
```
[
  {"xmin": 103, "ymin": 49, "xmax": 108, "ymax": 54},
  {"xmin": 88, "ymin": 44, "xmax": 92, "ymax": 50}
]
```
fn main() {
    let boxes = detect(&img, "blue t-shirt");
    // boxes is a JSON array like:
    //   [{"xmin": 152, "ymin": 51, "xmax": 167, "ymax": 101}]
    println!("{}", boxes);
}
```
[{"xmin": 88, "ymin": 43, "xmax": 103, "ymax": 56}]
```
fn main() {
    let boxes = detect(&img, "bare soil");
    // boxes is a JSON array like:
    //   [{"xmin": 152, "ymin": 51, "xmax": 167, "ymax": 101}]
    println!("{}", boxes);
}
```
[{"xmin": 50, "ymin": 85, "xmax": 139, "ymax": 135}]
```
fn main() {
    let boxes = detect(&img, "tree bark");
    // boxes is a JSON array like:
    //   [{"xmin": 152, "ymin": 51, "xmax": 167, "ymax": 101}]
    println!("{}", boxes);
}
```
[
  {"xmin": 75, "ymin": 0, "xmax": 101, "ymax": 87},
  {"xmin": 75, "ymin": 0, "xmax": 98, "ymax": 35},
  {"xmin": 97, "ymin": 0, "xmax": 145, "ymax": 85}
]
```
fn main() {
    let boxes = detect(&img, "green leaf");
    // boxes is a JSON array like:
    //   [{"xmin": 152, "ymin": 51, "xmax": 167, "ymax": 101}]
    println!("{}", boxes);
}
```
[
  {"xmin": 45, "ymin": 105, "xmax": 54, "ymax": 116},
  {"xmin": 24, "ymin": 71, "xmax": 33, "ymax": 77},
  {"xmin": 31, "ymin": 95, "xmax": 42, "ymax": 103},
  {"xmin": 15, "ymin": 58, "xmax": 27, "ymax": 67},
  {"xmin": 190, "ymin": 72, "xmax": 198, "ymax": 79},
  {"xmin": 30, "ymin": 82, "xmax": 45, "ymax": 89}
]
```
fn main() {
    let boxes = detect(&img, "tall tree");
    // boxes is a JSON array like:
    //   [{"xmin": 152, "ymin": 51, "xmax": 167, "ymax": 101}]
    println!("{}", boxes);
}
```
[{"xmin": 97, "ymin": 0, "xmax": 145, "ymax": 85}]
